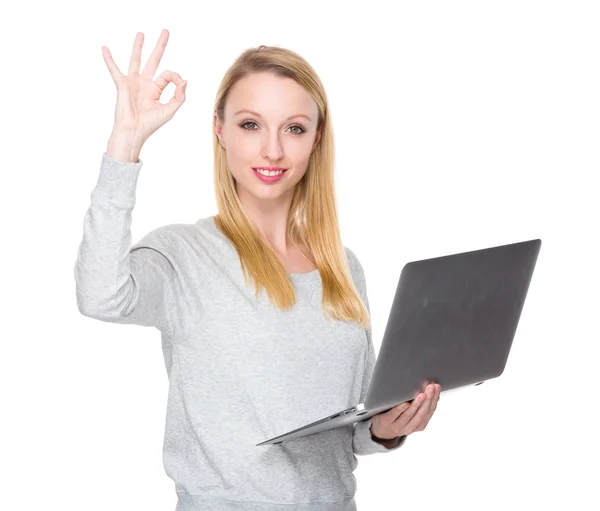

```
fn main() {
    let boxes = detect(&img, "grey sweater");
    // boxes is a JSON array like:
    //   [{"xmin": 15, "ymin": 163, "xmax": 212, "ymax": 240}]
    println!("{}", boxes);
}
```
[{"xmin": 74, "ymin": 153, "xmax": 406, "ymax": 510}]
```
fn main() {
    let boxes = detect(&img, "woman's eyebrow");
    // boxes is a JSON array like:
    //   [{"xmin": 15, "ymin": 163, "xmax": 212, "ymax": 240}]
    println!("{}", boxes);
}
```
[{"xmin": 234, "ymin": 109, "xmax": 312, "ymax": 122}]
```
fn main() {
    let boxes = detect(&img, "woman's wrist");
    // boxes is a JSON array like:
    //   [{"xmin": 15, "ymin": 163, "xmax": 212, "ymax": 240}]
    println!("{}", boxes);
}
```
[{"xmin": 370, "ymin": 425, "xmax": 404, "ymax": 448}]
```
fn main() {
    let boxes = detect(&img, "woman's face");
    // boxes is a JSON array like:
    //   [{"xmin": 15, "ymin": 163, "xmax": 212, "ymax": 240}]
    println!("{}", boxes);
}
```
[{"xmin": 214, "ymin": 72, "xmax": 321, "ymax": 204}]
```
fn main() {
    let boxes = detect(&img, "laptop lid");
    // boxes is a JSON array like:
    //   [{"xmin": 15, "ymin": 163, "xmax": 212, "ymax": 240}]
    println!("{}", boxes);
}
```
[{"xmin": 365, "ymin": 238, "xmax": 541, "ymax": 411}]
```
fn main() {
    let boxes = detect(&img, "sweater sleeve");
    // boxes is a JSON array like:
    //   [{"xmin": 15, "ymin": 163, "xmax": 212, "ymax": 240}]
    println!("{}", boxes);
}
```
[
  {"xmin": 346, "ymin": 248, "xmax": 407, "ymax": 455},
  {"xmin": 74, "ymin": 152, "xmax": 179, "ymax": 336}
]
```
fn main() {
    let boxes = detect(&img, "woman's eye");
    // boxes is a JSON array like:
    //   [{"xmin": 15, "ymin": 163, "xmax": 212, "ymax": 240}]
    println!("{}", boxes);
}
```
[
  {"xmin": 240, "ymin": 121, "xmax": 305, "ymax": 135},
  {"xmin": 240, "ymin": 121, "xmax": 259, "ymax": 130}
]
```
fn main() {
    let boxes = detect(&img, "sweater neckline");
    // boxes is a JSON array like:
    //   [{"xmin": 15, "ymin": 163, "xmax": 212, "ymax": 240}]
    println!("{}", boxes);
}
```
[{"xmin": 203, "ymin": 215, "xmax": 320, "ymax": 283}]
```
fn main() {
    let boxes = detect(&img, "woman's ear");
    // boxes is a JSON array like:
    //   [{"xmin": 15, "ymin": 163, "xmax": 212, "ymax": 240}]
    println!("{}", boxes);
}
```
[
  {"xmin": 214, "ymin": 112, "xmax": 226, "ymax": 149},
  {"xmin": 312, "ymin": 127, "xmax": 322, "ymax": 152}
]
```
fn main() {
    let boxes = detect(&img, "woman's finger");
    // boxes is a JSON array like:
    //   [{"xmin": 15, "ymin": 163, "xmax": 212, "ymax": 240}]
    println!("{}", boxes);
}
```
[
  {"xmin": 142, "ymin": 29, "xmax": 169, "ymax": 79},
  {"xmin": 427, "ymin": 386, "xmax": 440, "ymax": 418},
  {"xmin": 128, "ymin": 32, "xmax": 144, "ymax": 76},
  {"xmin": 102, "ymin": 46, "xmax": 125, "ymax": 85},
  {"xmin": 154, "ymin": 70, "xmax": 184, "ymax": 95},
  {"xmin": 417, "ymin": 388, "xmax": 440, "ymax": 431},
  {"xmin": 393, "ymin": 392, "xmax": 426, "ymax": 426},
  {"xmin": 161, "ymin": 80, "xmax": 187, "ymax": 121},
  {"xmin": 403, "ymin": 395, "xmax": 434, "ymax": 433},
  {"xmin": 418, "ymin": 385, "xmax": 441, "ymax": 431}
]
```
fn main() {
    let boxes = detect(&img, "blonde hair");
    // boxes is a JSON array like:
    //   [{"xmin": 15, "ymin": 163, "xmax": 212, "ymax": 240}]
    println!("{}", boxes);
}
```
[{"xmin": 212, "ymin": 44, "xmax": 369, "ymax": 329}]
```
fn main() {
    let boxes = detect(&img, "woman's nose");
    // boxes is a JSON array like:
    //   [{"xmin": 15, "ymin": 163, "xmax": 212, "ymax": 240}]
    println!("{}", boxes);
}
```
[{"xmin": 261, "ymin": 134, "xmax": 284, "ymax": 161}]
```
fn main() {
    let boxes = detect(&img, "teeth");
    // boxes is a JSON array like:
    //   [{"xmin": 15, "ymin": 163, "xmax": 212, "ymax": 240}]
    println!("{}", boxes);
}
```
[{"xmin": 256, "ymin": 168, "xmax": 284, "ymax": 176}]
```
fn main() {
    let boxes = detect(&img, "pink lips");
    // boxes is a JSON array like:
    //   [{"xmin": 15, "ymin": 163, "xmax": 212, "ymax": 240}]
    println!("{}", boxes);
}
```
[{"xmin": 253, "ymin": 167, "xmax": 287, "ymax": 183}]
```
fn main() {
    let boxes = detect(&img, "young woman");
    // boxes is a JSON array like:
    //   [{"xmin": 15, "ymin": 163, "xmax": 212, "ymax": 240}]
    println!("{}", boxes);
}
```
[{"xmin": 75, "ymin": 29, "xmax": 440, "ymax": 510}]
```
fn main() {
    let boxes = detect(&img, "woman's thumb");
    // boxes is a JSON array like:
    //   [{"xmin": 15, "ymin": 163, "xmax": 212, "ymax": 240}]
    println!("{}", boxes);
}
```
[{"xmin": 162, "ymin": 80, "xmax": 187, "ymax": 119}]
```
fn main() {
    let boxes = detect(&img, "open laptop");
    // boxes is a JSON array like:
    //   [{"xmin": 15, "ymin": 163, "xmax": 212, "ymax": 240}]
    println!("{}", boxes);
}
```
[{"xmin": 256, "ymin": 238, "xmax": 542, "ymax": 446}]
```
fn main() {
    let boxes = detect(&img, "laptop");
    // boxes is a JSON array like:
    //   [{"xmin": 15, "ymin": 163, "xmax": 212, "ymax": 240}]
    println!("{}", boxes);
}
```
[{"xmin": 256, "ymin": 238, "xmax": 542, "ymax": 446}]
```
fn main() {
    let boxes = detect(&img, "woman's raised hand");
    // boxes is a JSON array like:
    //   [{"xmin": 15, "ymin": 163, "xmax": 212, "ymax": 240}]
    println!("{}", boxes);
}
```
[{"xmin": 102, "ymin": 29, "xmax": 187, "ymax": 145}]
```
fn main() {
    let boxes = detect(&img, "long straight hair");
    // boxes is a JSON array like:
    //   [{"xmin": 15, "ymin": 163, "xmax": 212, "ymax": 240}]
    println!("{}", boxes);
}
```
[{"xmin": 212, "ymin": 45, "xmax": 369, "ymax": 328}]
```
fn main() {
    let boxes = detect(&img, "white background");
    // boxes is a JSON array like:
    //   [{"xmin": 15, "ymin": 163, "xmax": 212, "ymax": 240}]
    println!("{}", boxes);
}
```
[{"xmin": 2, "ymin": 0, "xmax": 598, "ymax": 509}]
